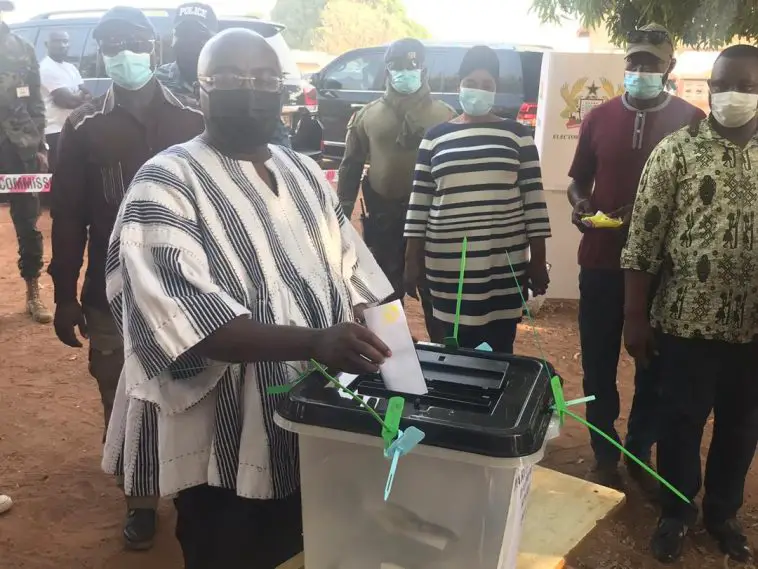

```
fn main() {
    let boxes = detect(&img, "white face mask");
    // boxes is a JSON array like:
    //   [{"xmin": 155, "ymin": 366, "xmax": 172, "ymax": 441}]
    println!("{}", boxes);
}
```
[{"xmin": 710, "ymin": 91, "xmax": 758, "ymax": 128}]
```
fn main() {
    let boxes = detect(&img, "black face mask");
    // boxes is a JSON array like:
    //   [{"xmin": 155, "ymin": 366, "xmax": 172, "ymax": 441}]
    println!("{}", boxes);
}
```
[{"xmin": 206, "ymin": 89, "xmax": 282, "ymax": 152}]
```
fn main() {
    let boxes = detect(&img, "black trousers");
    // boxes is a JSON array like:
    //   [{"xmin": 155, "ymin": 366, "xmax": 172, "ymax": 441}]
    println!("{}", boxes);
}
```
[
  {"xmin": 578, "ymin": 268, "xmax": 660, "ymax": 464},
  {"xmin": 361, "ymin": 177, "xmax": 435, "ymax": 336},
  {"xmin": 174, "ymin": 485, "xmax": 303, "ymax": 569},
  {"xmin": 9, "ymin": 193, "xmax": 43, "ymax": 281},
  {"xmin": 434, "ymin": 318, "xmax": 519, "ymax": 353},
  {"xmin": 657, "ymin": 334, "xmax": 758, "ymax": 524}
]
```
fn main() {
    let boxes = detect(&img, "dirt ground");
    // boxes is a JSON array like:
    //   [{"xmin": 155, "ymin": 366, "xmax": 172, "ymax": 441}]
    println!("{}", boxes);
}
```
[{"xmin": 1, "ymin": 206, "xmax": 757, "ymax": 569}]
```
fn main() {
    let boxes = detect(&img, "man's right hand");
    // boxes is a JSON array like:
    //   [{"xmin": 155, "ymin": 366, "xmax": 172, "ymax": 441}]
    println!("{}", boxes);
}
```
[
  {"xmin": 54, "ymin": 301, "xmax": 88, "ymax": 348},
  {"xmin": 571, "ymin": 199, "xmax": 594, "ymax": 233},
  {"xmin": 312, "ymin": 322, "xmax": 391, "ymax": 374},
  {"xmin": 624, "ymin": 314, "xmax": 655, "ymax": 369}
]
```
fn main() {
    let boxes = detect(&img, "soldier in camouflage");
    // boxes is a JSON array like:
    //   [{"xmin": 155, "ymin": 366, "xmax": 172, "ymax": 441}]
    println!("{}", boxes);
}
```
[
  {"xmin": 155, "ymin": 2, "xmax": 292, "ymax": 147},
  {"xmin": 0, "ymin": 0, "xmax": 52, "ymax": 325},
  {"xmin": 338, "ymin": 38, "xmax": 456, "ymax": 341}
]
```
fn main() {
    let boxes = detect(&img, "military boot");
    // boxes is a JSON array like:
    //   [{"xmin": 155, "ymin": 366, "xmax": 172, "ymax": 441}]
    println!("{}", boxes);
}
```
[{"xmin": 25, "ymin": 278, "xmax": 52, "ymax": 324}]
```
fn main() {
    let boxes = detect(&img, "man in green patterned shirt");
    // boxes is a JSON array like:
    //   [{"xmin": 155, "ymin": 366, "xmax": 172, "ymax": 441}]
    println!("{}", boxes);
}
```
[{"xmin": 622, "ymin": 44, "xmax": 758, "ymax": 564}]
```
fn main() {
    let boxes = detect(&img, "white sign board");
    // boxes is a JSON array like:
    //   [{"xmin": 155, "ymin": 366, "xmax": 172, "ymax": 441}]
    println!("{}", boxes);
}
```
[{"xmin": 534, "ymin": 52, "xmax": 626, "ymax": 191}]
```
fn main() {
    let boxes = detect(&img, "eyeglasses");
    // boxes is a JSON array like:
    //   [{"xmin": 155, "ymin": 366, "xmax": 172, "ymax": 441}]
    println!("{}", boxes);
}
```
[
  {"xmin": 197, "ymin": 74, "xmax": 284, "ymax": 93},
  {"xmin": 626, "ymin": 29, "xmax": 671, "ymax": 46},
  {"xmin": 99, "ymin": 38, "xmax": 155, "ymax": 57}
]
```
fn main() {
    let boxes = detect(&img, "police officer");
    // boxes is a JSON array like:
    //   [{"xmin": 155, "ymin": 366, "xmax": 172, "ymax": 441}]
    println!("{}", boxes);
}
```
[
  {"xmin": 156, "ymin": 2, "xmax": 292, "ymax": 147},
  {"xmin": 337, "ymin": 38, "xmax": 454, "ymax": 339},
  {"xmin": 0, "ymin": 0, "xmax": 52, "ymax": 324}
]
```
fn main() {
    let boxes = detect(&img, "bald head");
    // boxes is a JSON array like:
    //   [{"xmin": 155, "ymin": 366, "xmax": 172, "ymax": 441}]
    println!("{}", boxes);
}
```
[
  {"xmin": 47, "ymin": 30, "xmax": 70, "ymax": 62},
  {"xmin": 198, "ymin": 28, "xmax": 280, "ymax": 78}
]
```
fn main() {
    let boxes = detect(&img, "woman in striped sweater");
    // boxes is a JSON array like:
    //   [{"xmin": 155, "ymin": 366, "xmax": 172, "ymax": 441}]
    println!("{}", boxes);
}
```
[{"xmin": 403, "ymin": 45, "xmax": 552, "ymax": 352}]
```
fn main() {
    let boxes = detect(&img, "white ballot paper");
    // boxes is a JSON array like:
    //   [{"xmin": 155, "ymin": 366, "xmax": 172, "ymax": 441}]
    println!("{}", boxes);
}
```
[{"xmin": 363, "ymin": 300, "xmax": 428, "ymax": 396}]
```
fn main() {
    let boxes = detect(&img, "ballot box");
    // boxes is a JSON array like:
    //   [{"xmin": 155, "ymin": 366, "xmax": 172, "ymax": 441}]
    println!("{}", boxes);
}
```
[{"xmin": 275, "ymin": 343, "xmax": 557, "ymax": 569}]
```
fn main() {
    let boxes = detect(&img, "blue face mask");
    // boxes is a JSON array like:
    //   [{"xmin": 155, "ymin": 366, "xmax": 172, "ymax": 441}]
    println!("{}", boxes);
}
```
[
  {"xmin": 459, "ymin": 87, "xmax": 495, "ymax": 116},
  {"xmin": 389, "ymin": 69, "xmax": 422, "ymax": 95},
  {"xmin": 624, "ymin": 71, "xmax": 664, "ymax": 100},
  {"xmin": 103, "ymin": 50, "xmax": 153, "ymax": 91}
]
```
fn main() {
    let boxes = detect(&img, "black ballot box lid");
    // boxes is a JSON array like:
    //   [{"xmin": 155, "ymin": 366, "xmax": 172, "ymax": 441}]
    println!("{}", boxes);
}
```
[{"xmin": 277, "ymin": 344, "xmax": 557, "ymax": 458}]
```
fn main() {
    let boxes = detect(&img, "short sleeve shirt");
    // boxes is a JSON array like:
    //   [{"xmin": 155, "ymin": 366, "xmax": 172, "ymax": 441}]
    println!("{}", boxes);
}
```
[
  {"xmin": 40, "ymin": 56, "xmax": 83, "ymax": 135},
  {"xmin": 568, "ymin": 94, "xmax": 706, "ymax": 269}
]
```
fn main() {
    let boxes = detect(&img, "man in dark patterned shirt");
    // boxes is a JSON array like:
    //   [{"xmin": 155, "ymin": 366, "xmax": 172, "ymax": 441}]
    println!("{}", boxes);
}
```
[
  {"xmin": 155, "ymin": 2, "xmax": 291, "ymax": 147},
  {"xmin": 623, "ymin": 44, "xmax": 758, "ymax": 564}
]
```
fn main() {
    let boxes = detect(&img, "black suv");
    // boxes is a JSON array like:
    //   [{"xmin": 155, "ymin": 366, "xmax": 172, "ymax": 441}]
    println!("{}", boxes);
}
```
[
  {"xmin": 311, "ymin": 42, "xmax": 546, "ymax": 161},
  {"xmin": 9, "ymin": 9, "xmax": 321, "ymax": 157}
]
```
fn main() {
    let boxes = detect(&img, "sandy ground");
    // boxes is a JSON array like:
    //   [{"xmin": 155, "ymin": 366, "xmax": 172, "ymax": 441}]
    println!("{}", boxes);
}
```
[{"xmin": 1, "ymin": 206, "xmax": 757, "ymax": 569}]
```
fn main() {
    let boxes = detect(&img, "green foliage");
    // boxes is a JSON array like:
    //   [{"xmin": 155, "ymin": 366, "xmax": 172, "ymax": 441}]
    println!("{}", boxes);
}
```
[
  {"xmin": 530, "ymin": 0, "xmax": 758, "ymax": 49},
  {"xmin": 272, "ymin": 0, "xmax": 428, "ymax": 52},
  {"xmin": 271, "ymin": 0, "xmax": 328, "ymax": 49}
]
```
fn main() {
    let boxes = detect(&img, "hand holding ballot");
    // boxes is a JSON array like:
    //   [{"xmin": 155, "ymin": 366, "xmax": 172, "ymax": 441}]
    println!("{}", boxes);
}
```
[
  {"xmin": 364, "ymin": 300, "xmax": 429, "ymax": 396},
  {"xmin": 313, "ymin": 322, "xmax": 392, "ymax": 375},
  {"xmin": 580, "ymin": 210, "xmax": 624, "ymax": 229}
]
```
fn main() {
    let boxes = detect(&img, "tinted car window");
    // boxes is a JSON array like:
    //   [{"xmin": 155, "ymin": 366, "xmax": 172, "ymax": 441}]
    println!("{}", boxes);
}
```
[
  {"xmin": 322, "ymin": 50, "xmax": 384, "ymax": 91},
  {"xmin": 80, "ymin": 29, "xmax": 103, "ymax": 78},
  {"xmin": 425, "ymin": 48, "xmax": 465, "ymax": 93},
  {"xmin": 33, "ymin": 25, "xmax": 89, "ymax": 67},
  {"xmin": 426, "ymin": 48, "xmax": 523, "ymax": 94},
  {"xmin": 11, "ymin": 27, "xmax": 39, "ymax": 46},
  {"xmin": 496, "ymin": 49, "xmax": 524, "ymax": 94}
]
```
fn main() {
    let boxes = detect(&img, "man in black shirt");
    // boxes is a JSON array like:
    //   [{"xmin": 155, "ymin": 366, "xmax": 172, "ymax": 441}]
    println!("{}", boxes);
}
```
[{"xmin": 48, "ymin": 6, "xmax": 203, "ymax": 550}]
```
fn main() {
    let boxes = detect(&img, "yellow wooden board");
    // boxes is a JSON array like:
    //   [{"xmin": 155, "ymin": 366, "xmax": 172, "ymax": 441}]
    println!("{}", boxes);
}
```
[{"xmin": 278, "ymin": 466, "xmax": 625, "ymax": 569}]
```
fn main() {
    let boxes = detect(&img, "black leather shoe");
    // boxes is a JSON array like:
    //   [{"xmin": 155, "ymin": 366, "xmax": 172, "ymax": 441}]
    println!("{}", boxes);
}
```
[
  {"xmin": 706, "ymin": 519, "xmax": 752, "ymax": 563},
  {"xmin": 651, "ymin": 518, "xmax": 688, "ymax": 564},
  {"xmin": 123, "ymin": 508, "xmax": 156, "ymax": 551}
]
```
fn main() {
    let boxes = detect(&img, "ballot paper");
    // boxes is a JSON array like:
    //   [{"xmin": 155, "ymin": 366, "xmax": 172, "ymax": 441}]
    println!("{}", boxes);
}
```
[{"xmin": 363, "ymin": 300, "xmax": 428, "ymax": 396}]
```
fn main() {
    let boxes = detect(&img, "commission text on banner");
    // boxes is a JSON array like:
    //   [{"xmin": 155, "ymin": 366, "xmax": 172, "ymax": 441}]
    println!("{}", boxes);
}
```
[{"xmin": 0, "ymin": 175, "xmax": 52, "ymax": 193}]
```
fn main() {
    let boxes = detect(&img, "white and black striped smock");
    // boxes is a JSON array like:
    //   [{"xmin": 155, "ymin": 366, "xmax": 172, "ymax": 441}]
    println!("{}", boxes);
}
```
[
  {"xmin": 102, "ymin": 140, "xmax": 393, "ymax": 500},
  {"xmin": 404, "ymin": 120, "xmax": 551, "ymax": 326}
]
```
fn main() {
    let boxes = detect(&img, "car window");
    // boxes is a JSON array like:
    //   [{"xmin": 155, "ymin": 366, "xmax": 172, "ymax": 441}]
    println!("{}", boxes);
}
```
[
  {"xmin": 34, "ymin": 25, "xmax": 89, "ymax": 67},
  {"xmin": 497, "ymin": 50, "xmax": 525, "ymax": 95},
  {"xmin": 80, "ymin": 28, "xmax": 104, "ymax": 78},
  {"xmin": 425, "ymin": 49, "xmax": 465, "ymax": 93},
  {"xmin": 10, "ymin": 27, "xmax": 39, "ymax": 47},
  {"xmin": 322, "ymin": 51, "xmax": 384, "ymax": 91},
  {"xmin": 426, "ymin": 48, "xmax": 524, "ymax": 95}
]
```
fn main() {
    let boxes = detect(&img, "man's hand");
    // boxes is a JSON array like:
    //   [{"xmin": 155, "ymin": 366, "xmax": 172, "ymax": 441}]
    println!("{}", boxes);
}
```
[
  {"xmin": 527, "ymin": 259, "xmax": 550, "ymax": 296},
  {"xmin": 54, "ymin": 301, "xmax": 88, "ymax": 348},
  {"xmin": 312, "ymin": 322, "xmax": 391, "ymax": 374},
  {"xmin": 571, "ymin": 199, "xmax": 594, "ymax": 233},
  {"xmin": 624, "ymin": 314, "xmax": 655, "ymax": 369}
]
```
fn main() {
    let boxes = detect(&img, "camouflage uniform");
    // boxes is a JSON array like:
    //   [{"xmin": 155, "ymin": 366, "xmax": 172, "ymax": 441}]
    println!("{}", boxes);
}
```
[
  {"xmin": 0, "ymin": 22, "xmax": 50, "ymax": 323},
  {"xmin": 155, "ymin": 60, "xmax": 292, "ymax": 147},
  {"xmin": 338, "ymin": 91, "xmax": 456, "ymax": 341}
]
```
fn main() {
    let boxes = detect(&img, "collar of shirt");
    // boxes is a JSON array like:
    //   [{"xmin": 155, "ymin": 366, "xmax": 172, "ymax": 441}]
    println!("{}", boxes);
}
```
[
  {"xmin": 99, "ymin": 79, "xmax": 190, "ymax": 115},
  {"xmin": 695, "ymin": 116, "xmax": 758, "ymax": 150},
  {"xmin": 157, "ymin": 61, "xmax": 196, "ymax": 94},
  {"xmin": 621, "ymin": 92, "xmax": 672, "ymax": 113}
]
